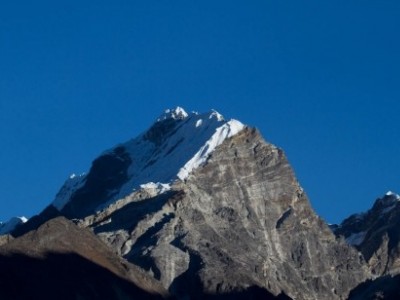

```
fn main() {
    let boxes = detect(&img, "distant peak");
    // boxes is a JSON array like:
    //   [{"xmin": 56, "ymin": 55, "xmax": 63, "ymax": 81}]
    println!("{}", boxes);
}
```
[{"xmin": 157, "ymin": 107, "xmax": 189, "ymax": 122}]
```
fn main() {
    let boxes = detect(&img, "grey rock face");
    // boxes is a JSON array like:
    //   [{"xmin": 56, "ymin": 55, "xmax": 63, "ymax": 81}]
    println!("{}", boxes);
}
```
[
  {"xmin": 86, "ymin": 127, "xmax": 369, "ymax": 299},
  {"xmin": 334, "ymin": 193, "xmax": 400, "ymax": 276}
]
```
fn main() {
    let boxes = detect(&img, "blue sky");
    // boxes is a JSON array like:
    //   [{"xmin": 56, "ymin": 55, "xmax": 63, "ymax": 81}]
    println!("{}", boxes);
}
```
[{"xmin": 0, "ymin": 1, "xmax": 399, "ymax": 224}]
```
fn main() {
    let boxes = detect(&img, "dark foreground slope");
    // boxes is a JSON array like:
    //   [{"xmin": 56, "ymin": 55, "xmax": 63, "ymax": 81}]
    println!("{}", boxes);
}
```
[{"xmin": 0, "ymin": 217, "xmax": 166, "ymax": 300}]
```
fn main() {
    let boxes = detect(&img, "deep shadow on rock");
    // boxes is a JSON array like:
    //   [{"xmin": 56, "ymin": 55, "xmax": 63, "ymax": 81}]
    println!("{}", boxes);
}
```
[
  {"xmin": 0, "ymin": 251, "xmax": 292, "ymax": 300},
  {"xmin": 0, "ymin": 252, "xmax": 164, "ymax": 300},
  {"xmin": 348, "ymin": 275, "xmax": 400, "ymax": 300},
  {"xmin": 62, "ymin": 146, "xmax": 132, "ymax": 219},
  {"xmin": 207, "ymin": 287, "xmax": 292, "ymax": 300},
  {"xmin": 186, "ymin": 286, "xmax": 292, "ymax": 300},
  {"xmin": 93, "ymin": 191, "xmax": 178, "ymax": 234}
]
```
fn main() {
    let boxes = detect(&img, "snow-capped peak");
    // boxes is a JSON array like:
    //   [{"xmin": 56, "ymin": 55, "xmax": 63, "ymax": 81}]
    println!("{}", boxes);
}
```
[
  {"xmin": 117, "ymin": 108, "xmax": 245, "ymax": 197},
  {"xmin": 157, "ymin": 106, "xmax": 189, "ymax": 122},
  {"xmin": 52, "ymin": 107, "xmax": 246, "ymax": 213},
  {"xmin": 0, "ymin": 216, "xmax": 28, "ymax": 235}
]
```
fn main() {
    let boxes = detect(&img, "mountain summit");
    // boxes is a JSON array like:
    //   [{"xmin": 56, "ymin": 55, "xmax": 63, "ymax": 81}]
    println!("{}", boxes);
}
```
[
  {"xmin": 52, "ymin": 107, "xmax": 245, "ymax": 218},
  {"xmin": 1, "ymin": 107, "xmax": 399, "ymax": 299}
]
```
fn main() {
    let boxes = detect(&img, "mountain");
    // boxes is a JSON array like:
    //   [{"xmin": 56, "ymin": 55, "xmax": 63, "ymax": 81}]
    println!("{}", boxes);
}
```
[{"xmin": 2, "ymin": 107, "xmax": 399, "ymax": 299}]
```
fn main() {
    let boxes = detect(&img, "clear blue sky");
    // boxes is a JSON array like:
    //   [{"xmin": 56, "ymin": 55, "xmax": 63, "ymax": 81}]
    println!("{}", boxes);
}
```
[{"xmin": 0, "ymin": 1, "xmax": 399, "ymax": 224}]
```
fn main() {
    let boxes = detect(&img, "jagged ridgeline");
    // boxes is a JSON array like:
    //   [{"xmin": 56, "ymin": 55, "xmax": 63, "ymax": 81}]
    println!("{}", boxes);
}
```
[{"xmin": 1, "ymin": 107, "xmax": 398, "ymax": 299}]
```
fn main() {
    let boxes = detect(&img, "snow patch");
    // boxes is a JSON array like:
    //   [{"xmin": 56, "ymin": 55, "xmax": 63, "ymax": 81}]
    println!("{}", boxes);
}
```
[
  {"xmin": 346, "ymin": 231, "xmax": 367, "ymax": 246},
  {"xmin": 177, "ymin": 119, "xmax": 244, "ymax": 180},
  {"xmin": 140, "ymin": 182, "xmax": 171, "ymax": 194},
  {"xmin": 195, "ymin": 119, "xmax": 203, "ymax": 127},
  {"xmin": 0, "ymin": 216, "xmax": 28, "ymax": 235}
]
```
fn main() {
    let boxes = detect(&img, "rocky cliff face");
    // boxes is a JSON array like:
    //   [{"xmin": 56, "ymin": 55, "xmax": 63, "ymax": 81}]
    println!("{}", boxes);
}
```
[{"xmin": 0, "ymin": 107, "xmax": 383, "ymax": 299}]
